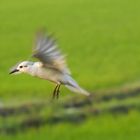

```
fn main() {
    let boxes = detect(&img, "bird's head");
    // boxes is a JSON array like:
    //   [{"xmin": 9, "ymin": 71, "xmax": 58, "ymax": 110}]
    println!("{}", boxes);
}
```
[{"xmin": 9, "ymin": 61, "xmax": 34, "ymax": 74}]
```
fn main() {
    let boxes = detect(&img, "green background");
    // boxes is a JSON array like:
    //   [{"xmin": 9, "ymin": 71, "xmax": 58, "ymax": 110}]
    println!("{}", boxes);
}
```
[{"xmin": 0, "ymin": 0, "xmax": 140, "ymax": 139}]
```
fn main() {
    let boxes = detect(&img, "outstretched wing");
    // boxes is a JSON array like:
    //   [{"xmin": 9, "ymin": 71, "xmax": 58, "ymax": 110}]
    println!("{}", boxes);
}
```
[{"xmin": 32, "ymin": 30, "xmax": 71, "ymax": 74}]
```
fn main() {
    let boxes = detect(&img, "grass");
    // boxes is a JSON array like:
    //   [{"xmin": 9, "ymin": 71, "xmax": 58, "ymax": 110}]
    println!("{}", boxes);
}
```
[
  {"xmin": 0, "ymin": 0, "xmax": 140, "ymax": 139},
  {"xmin": 0, "ymin": 112, "xmax": 140, "ymax": 140}
]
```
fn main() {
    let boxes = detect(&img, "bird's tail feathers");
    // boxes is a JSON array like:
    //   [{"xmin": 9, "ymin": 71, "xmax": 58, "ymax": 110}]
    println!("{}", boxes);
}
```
[
  {"xmin": 65, "ymin": 85, "xmax": 90, "ymax": 96},
  {"xmin": 65, "ymin": 76, "xmax": 90, "ymax": 96}
]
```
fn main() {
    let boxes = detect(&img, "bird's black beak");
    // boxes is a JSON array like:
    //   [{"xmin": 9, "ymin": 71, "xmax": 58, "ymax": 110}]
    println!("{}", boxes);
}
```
[{"xmin": 9, "ymin": 69, "xmax": 19, "ymax": 74}]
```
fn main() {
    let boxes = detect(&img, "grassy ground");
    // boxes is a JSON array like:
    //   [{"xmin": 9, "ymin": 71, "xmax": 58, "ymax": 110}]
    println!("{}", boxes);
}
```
[
  {"xmin": 0, "ymin": 112, "xmax": 140, "ymax": 140},
  {"xmin": 0, "ymin": 0, "xmax": 140, "ymax": 139}
]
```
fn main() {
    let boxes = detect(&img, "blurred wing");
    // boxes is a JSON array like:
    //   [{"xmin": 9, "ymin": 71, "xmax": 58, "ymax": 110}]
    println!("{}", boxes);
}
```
[{"xmin": 32, "ymin": 30, "xmax": 71, "ymax": 74}]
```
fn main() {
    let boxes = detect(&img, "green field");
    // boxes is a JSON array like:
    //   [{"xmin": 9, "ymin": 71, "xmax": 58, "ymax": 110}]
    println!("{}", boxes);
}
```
[{"xmin": 0, "ymin": 0, "xmax": 140, "ymax": 139}]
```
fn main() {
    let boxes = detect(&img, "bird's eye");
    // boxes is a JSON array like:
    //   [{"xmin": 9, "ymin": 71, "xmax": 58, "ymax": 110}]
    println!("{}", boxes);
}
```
[{"xmin": 19, "ymin": 66, "xmax": 23, "ymax": 68}]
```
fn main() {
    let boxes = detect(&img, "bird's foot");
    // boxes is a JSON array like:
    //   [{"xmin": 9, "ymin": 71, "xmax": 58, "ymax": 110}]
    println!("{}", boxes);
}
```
[
  {"xmin": 56, "ymin": 90, "xmax": 60, "ymax": 99},
  {"xmin": 52, "ymin": 84, "xmax": 61, "ymax": 99}
]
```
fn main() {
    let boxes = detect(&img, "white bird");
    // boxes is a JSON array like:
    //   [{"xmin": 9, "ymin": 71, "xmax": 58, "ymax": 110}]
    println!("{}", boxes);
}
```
[{"xmin": 10, "ymin": 30, "xmax": 90, "ymax": 98}]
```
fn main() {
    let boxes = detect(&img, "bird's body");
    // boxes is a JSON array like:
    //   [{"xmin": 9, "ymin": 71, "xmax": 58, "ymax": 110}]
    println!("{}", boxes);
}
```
[
  {"xmin": 27, "ymin": 61, "xmax": 66, "ymax": 84},
  {"xmin": 10, "ymin": 30, "xmax": 90, "ymax": 98}
]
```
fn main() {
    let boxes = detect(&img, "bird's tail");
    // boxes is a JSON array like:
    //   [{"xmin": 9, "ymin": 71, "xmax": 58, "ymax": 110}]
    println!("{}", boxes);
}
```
[{"xmin": 65, "ymin": 76, "xmax": 90, "ymax": 96}]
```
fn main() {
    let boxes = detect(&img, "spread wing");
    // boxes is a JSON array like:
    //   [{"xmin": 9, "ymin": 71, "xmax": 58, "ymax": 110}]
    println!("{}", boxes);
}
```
[{"xmin": 32, "ymin": 30, "xmax": 71, "ymax": 74}]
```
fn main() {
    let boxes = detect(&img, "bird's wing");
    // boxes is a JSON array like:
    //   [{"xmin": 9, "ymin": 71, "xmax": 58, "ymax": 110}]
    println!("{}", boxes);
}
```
[{"xmin": 32, "ymin": 30, "xmax": 71, "ymax": 74}]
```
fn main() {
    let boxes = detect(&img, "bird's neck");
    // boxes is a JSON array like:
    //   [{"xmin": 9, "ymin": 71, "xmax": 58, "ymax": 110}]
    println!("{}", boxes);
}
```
[
  {"xmin": 26, "ymin": 62, "xmax": 42, "ymax": 76},
  {"xmin": 34, "ymin": 62, "xmax": 43, "ymax": 67}
]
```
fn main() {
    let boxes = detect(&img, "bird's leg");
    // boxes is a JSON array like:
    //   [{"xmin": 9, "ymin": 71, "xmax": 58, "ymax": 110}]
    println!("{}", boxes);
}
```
[
  {"xmin": 56, "ymin": 84, "xmax": 61, "ymax": 99},
  {"xmin": 53, "ymin": 84, "xmax": 58, "ymax": 99}
]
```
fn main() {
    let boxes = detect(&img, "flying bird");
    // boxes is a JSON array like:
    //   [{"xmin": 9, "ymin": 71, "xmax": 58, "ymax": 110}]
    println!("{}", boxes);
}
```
[{"xmin": 10, "ymin": 30, "xmax": 90, "ymax": 98}]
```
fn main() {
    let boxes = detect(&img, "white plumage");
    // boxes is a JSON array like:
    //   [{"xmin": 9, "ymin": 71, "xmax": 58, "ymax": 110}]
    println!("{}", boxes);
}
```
[{"xmin": 10, "ymin": 30, "xmax": 90, "ymax": 98}]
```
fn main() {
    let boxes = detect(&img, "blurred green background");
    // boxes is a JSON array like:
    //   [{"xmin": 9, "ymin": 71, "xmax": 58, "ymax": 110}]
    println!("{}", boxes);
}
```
[{"xmin": 0, "ymin": 0, "xmax": 140, "ymax": 139}]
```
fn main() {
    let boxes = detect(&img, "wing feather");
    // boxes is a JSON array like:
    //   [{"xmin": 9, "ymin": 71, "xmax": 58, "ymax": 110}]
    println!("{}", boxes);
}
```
[{"xmin": 32, "ymin": 30, "xmax": 71, "ymax": 74}]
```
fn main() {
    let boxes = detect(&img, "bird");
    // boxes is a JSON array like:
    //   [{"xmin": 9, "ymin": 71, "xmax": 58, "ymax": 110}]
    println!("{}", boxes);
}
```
[{"xmin": 9, "ymin": 30, "xmax": 90, "ymax": 99}]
